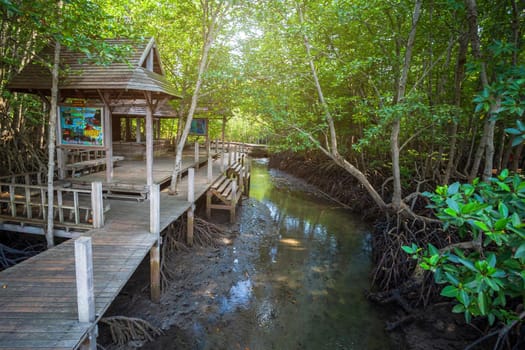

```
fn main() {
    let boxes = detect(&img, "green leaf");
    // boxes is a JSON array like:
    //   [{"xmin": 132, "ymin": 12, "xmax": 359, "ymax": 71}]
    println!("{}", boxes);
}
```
[
  {"xmin": 512, "ymin": 136, "xmax": 524, "ymax": 147},
  {"xmin": 458, "ymin": 289, "xmax": 470, "ymax": 306},
  {"xmin": 514, "ymin": 243, "xmax": 525, "ymax": 259},
  {"xmin": 444, "ymin": 208, "xmax": 458, "ymax": 217},
  {"xmin": 505, "ymin": 127, "xmax": 522, "ymax": 135},
  {"xmin": 497, "ymin": 182, "xmax": 511, "ymax": 192},
  {"xmin": 452, "ymin": 304, "xmax": 465, "ymax": 313},
  {"xmin": 446, "ymin": 198, "xmax": 460, "ymax": 213},
  {"xmin": 478, "ymin": 292, "xmax": 488, "ymax": 315},
  {"xmin": 473, "ymin": 220, "xmax": 490, "ymax": 232},
  {"xmin": 447, "ymin": 182, "xmax": 460, "ymax": 195},
  {"xmin": 511, "ymin": 213, "xmax": 521, "ymax": 227},
  {"xmin": 488, "ymin": 313, "xmax": 496, "ymax": 326},
  {"xmin": 401, "ymin": 245, "xmax": 415, "ymax": 254},
  {"xmin": 441, "ymin": 285, "xmax": 458, "ymax": 298}
]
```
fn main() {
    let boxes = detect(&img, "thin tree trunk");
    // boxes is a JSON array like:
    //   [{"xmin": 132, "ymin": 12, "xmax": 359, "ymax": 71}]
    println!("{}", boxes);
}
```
[
  {"xmin": 444, "ymin": 32, "xmax": 468, "ymax": 184},
  {"xmin": 465, "ymin": 0, "xmax": 499, "ymax": 182},
  {"xmin": 297, "ymin": 4, "xmax": 387, "ymax": 210},
  {"xmin": 391, "ymin": 0, "xmax": 422, "ymax": 211},
  {"xmin": 46, "ymin": 38, "xmax": 60, "ymax": 249},
  {"xmin": 169, "ymin": 1, "xmax": 224, "ymax": 194},
  {"xmin": 511, "ymin": 143, "xmax": 523, "ymax": 172}
]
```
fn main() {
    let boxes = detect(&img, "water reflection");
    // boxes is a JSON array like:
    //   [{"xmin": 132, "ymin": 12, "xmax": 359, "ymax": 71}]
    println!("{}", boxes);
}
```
[
  {"xmin": 218, "ymin": 279, "xmax": 253, "ymax": 314},
  {"xmin": 202, "ymin": 159, "xmax": 393, "ymax": 350}
]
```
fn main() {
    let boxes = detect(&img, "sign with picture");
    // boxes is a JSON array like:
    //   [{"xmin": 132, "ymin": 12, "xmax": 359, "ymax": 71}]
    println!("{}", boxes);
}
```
[
  {"xmin": 190, "ymin": 118, "xmax": 207, "ymax": 136},
  {"xmin": 59, "ymin": 106, "xmax": 104, "ymax": 146}
]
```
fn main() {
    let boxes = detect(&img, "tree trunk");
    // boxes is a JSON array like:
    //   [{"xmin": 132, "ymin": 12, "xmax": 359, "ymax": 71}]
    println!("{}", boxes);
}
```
[
  {"xmin": 169, "ymin": 1, "xmax": 224, "ymax": 194},
  {"xmin": 297, "ymin": 4, "xmax": 387, "ymax": 211},
  {"xmin": 465, "ymin": 0, "xmax": 499, "ymax": 182},
  {"xmin": 391, "ymin": 0, "xmax": 422, "ymax": 210},
  {"xmin": 46, "ymin": 38, "xmax": 60, "ymax": 249},
  {"xmin": 443, "ymin": 32, "xmax": 468, "ymax": 184}
]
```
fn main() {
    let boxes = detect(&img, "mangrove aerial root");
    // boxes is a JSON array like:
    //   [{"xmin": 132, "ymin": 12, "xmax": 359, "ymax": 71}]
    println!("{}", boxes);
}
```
[
  {"xmin": 370, "ymin": 217, "xmax": 452, "ymax": 307},
  {"xmin": 0, "ymin": 242, "xmax": 44, "ymax": 270},
  {"xmin": 162, "ymin": 216, "xmax": 228, "ymax": 250},
  {"xmin": 159, "ymin": 215, "xmax": 229, "ymax": 291},
  {"xmin": 99, "ymin": 316, "xmax": 163, "ymax": 346}
]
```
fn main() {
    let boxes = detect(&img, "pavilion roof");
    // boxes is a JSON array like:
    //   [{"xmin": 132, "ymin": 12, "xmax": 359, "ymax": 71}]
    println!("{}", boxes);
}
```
[{"xmin": 7, "ymin": 37, "xmax": 181, "ymax": 101}]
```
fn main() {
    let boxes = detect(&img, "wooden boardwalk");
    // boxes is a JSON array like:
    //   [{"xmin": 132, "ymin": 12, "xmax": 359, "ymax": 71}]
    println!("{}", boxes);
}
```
[{"xmin": 0, "ymin": 155, "xmax": 231, "ymax": 349}]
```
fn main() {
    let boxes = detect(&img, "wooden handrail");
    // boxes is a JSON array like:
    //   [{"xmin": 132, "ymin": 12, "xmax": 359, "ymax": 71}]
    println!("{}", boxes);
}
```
[{"xmin": 0, "ymin": 181, "xmax": 103, "ymax": 229}]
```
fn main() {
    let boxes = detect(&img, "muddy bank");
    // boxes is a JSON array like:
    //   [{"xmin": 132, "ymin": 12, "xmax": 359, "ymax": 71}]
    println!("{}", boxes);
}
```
[{"xmin": 98, "ymin": 200, "xmax": 275, "ymax": 349}]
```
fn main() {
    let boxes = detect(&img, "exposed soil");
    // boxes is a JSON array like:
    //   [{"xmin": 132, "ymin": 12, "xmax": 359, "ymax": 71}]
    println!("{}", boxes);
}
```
[{"xmin": 98, "ymin": 199, "xmax": 279, "ymax": 349}]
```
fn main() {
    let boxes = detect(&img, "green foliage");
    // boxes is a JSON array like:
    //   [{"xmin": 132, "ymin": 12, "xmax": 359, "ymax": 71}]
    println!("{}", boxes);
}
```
[{"xmin": 404, "ymin": 170, "xmax": 525, "ymax": 325}]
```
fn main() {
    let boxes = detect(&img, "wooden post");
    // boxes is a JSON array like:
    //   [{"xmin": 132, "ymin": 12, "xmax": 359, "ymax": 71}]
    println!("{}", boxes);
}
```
[
  {"xmin": 135, "ymin": 117, "xmax": 141, "ymax": 143},
  {"xmin": 207, "ymin": 154, "xmax": 212, "ymax": 183},
  {"xmin": 103, "ymin": 100, "xmax": 113, "ymax": 183},
  {"xmin": 56, "ymin": 147, "xmax": 65, "ymax": 179},
  {"xmin": 194, "ymin": 141, "xmax": 199, "ymax": 169},
  {"xmin": 75, "ymin": 237, "xmax": 97, "ymax": 350},
  {"xmin": 125, "ymin": 117, "xmax": 132, "ymax": 141},
  {"xmin": 228, "ymin": 142, "xmax": 232, "ymax": 166},
  {"xmin": 90, "ymin": 182, "xmax": 103, "ymax": 228},
  {"xmin": 215, "ymin": 138, "xmax": 218, "ymax": 153},
  {"xmin": 145, "ymin": 94, "xmax": 154, "ymax": 187},
  {"xmin": 187, "ymin": 168, "xmax": 194, "ymax": 246},
  {"xmin": 149, "ymin": 183, "xmax": 160, "ymax": 303},
  {"xmin": 240, "ymin": 165, "xmax": 244, "ymax": 194},
  {"xmin": 150, "ymin": 184, "xmax": 160, "ymax": 235},
  {"xmin": 221, "ymin": 150, "xmax": 225, "ymax": 172},
  {"xmin": 230, "ymin": 180, "xmax": 237, "ymax": 223}
]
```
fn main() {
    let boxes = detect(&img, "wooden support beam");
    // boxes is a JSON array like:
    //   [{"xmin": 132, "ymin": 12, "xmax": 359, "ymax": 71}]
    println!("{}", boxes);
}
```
[
  {"xmin": 145, "ymin": 93, "xmax": 154, "ymax": 187},
  {"xmin": 207, "ymin": 154, "xmax": 212, "ymax": 183},
  {"xmin": 101, "ymin": 93, "xmax": 113, "ymax": 183},
  {"xmin": 150, "ymin": 184, "xmax": 160, "ymax": 235},
  {"xmin": 221, "ymin": 150, "xmax": 225, "ymax": 172},
  {"xmin": 135, "ymin": 117, "xmax": 141, "ymax": 143},
  {"xmin": 230, "ymin": 180, "xmax": 237, "ymax": 223},
  {"xmin": 91, "ymin": 182, "xmax": 104, "ymax": 228},
  {"xmin": 149, "ymin": 183, "xmax": 160, "ymax": 303},
  {"xmin": 75, "ymin": 236, "xmax": 97, "ymax": 350},
  {"xmin": 187, "ymin": 168, "xmax": 194, "ymax": 246},
  {"xmin": 194, "ymin": 141, "xmax": 199, "ymax": 169},
  {"xmin": 228, "ymin": 142, "xmax": 232, "ymax": 166}
]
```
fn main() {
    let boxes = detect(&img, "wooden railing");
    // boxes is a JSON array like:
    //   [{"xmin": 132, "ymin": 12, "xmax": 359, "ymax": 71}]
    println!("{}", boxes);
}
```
[{"xmin": 0, "ymin": 181, "xmax": 104, "ymax": 230}]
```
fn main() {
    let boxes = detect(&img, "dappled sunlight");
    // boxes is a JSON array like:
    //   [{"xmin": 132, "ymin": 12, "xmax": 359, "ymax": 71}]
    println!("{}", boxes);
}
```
[{"xmin": 279, "ymin": 237, "xmax": 302, "ymax": 247}]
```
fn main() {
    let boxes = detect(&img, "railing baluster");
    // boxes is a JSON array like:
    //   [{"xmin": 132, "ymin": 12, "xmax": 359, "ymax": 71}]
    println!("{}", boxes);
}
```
[{"xmin": 74, "ymin": 191, "xmax": 80, "ymax": 225}]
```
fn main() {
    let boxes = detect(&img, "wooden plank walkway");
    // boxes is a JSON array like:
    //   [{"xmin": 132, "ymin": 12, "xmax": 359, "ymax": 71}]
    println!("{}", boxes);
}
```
[{"xmin": 0, "ymin": 156, "xmax": 230, "ymax": 349}]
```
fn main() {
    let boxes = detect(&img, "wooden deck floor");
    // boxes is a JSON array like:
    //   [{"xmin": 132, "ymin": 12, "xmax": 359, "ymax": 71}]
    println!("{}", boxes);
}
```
[{"xmin": 0, "ymin": 156, "xmax": 229, "ymax": 349}]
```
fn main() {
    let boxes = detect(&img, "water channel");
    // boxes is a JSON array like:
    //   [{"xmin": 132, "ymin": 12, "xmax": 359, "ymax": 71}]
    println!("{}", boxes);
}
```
[{"xmin": 192, "ymin": 159, "xmax": 395, "ymax": 349}]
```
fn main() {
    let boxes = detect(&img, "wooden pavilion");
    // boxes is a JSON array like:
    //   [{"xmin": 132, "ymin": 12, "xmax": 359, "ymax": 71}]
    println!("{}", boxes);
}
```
[{"xmin": 8, "ymin": 37, "xmax": 181, "ymax": 187}]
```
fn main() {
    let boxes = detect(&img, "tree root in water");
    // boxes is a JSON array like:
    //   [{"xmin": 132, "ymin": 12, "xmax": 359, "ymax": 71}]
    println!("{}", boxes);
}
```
[{"xmin": 99, "ymin": 316, "xmax": 163, "ymax": 346}]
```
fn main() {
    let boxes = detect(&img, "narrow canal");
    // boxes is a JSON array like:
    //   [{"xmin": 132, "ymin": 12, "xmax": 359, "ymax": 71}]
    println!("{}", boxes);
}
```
[
  {"xmin": 138, "ymin": 158, "xmax": 396, "ymax": 350},
  {"xmin": 201, "ymin": 159, "xmax": 393, "ymax": 349}
]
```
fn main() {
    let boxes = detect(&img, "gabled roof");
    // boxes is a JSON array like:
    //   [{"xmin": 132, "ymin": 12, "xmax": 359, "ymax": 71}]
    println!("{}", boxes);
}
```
[{"xmin": 7, "ymin": 38, "xmax": 180, "ymax": 100}]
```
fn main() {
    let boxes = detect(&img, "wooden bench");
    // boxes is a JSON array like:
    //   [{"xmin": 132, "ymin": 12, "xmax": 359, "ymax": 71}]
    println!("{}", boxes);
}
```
[
  {"xmin": 206, "ymin": 173, "xmax": 243, "ymax": 223},
  {"xmin": 226, "ymin": 159, "xmax": 251, "ymax": 195},
  {"xmin": 65, "ymin": 156, "xmax": 124, "ymax": 177}
]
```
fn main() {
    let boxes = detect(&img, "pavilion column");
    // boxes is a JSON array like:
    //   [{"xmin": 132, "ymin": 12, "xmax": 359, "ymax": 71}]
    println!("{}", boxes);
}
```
[
  {"xmin": 136, "ymin": 117, "xmax": 141, "ymax": 143},
  {"xmin": 145, "ymin": 92, "xmax": 154, "ymax": 187},
  {"xmin": 102, "ymin": 94, "xmax": 113, "ymax": 183},
  {"xmin": 125, "ymin": 117, "xmax": 132, "ymax": 141}
]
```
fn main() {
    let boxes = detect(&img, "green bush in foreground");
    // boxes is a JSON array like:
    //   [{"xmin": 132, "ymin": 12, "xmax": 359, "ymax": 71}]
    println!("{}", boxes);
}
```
[{"xmin": 403, "ymin": 169, "xmax": 525, "ymax": 325}]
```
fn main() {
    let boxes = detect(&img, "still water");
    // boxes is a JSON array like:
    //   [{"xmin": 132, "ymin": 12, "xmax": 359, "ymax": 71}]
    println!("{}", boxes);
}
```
[{"xmin": 199, "ymin": 159, "xmax": 394, "ymax": 350}]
